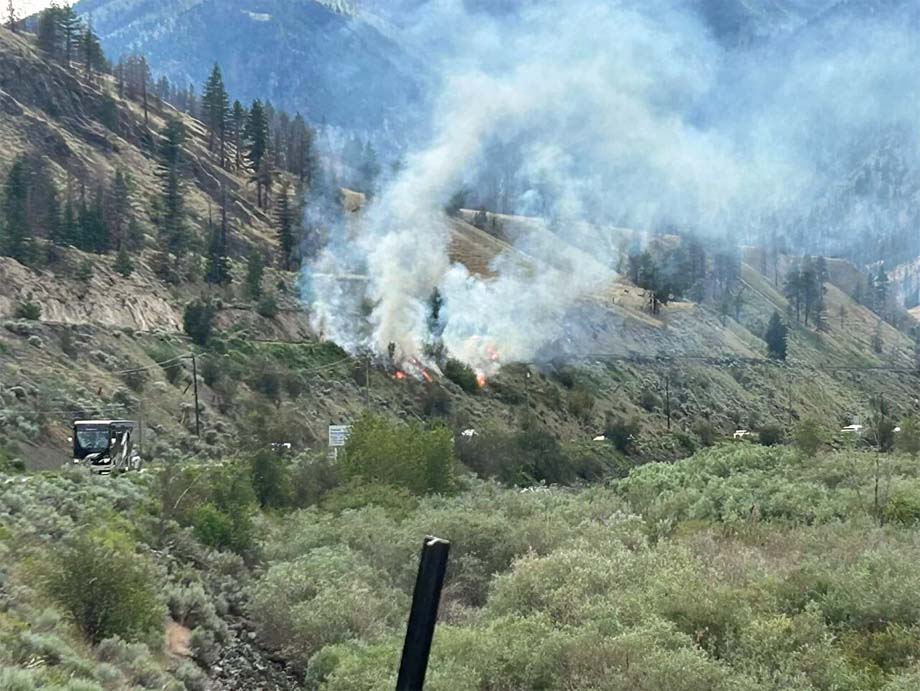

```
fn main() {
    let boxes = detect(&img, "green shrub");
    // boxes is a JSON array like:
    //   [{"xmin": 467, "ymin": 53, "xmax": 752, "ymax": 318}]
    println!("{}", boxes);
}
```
[
  {"xmin": 250, "ymin": 450, "xmax": 293, "ymax": 509},
  {"xmin": 421, "ymin": 385, "xmax": 451, "ymax": 418},
  {"xmin": 758, "ymin": 424, "xmax": 785, "ymax": 447},
  {"xmin": 14, "ymin": 301, "xmax": 41, "ymax": 320},
  {"xmin": 289, "ymin": 456, "xmax": 341, "ymax": 508},
  {"xmin": 257, "ymin": 293, "xmax": 279, "ymax": 319},
  {"xmin": 605, "ymin": 416, "xmax": 640, "ymax": 454},
  {"xmin": 343, "ymin": 415, "xmax": 456, "ymax": 495},
  {"xmin": 794, "ymin": 418, "xmax": 827, "ymax": 457},
  {"xmin": 43, "ymin": 528, "xmax": 164, "ymax": 644},
  {"xmin": 443, "ymin": 359, "xmax": 479, "ymax": 394},
  {"xmin": 640, "ymin": 390, "xmax": 660, "ymax": 412},
  {"xmin": 694, "ymin": 420, "xmax": 718, "ymax": 447},
  {"xmin": 183, "ymin": 299, "xmax": 217, "ymax": 346},
  {"xmin": 568, "ymin": 386, "xmax": 595, "ymax": 421}
]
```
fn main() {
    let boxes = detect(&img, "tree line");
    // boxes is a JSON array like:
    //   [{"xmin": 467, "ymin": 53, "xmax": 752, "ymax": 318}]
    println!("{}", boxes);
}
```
[{"xmin": 1, "ymin": 9, "xmax": 313, "ymax": 287}]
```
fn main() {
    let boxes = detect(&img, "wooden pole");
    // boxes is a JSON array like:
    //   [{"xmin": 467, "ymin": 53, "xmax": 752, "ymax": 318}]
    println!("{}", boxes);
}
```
[
  {"xmin": 396, "ymin": 536, "xmax": 450, "ymax": 691},
  {"xmin": 191, "ymin": 353, "xmax": 201, "ymax": 437}
]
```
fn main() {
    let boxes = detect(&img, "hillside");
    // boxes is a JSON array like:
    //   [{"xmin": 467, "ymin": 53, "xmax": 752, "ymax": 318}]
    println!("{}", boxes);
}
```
[
  {"xmin": 5, "ymin": 20, "xmax": 920, "ymax": 476},
  {"xmin": 72, "ymin": 0, "xmax": 426, "ymax": 133}
]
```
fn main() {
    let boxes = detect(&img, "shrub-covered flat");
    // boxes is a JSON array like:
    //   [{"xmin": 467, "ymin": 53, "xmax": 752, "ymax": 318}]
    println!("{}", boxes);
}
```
[{"xmin": 4, "ymin": 432, "xmax": 920, "ymax": 690}]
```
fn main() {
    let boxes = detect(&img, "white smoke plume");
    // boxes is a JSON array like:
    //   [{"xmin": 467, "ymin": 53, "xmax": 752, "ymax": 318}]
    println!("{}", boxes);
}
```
[{"xmin": 304, "ymin": 0, "xmax": 920, "ymax": 372}]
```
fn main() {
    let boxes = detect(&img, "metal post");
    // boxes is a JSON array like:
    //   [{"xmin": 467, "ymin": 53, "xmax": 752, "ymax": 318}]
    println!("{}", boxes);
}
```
[
  {"xmin": 366, "ymin": 356, "xmax": 371, "ymax": 407},
  {"xmin": 396, "ymin": 536, "xmax": 450, "ymax": 691},
  {"xmin": 190, "ymin": 353, "xmax": 201, "ymax": 437}
]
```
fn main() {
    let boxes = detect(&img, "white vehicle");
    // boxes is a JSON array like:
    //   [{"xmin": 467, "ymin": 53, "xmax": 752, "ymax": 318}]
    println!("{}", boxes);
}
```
[
  {"xmin": 733, "ymin": 430, "xmax": 753, "ymax": 440},
  {"xmin": 72, "ymin": 420, "xmax": 142, "ymax": 475},
  {"xmin": 841, "ymin": 424, "xmax": 864, "ymax": 435}
]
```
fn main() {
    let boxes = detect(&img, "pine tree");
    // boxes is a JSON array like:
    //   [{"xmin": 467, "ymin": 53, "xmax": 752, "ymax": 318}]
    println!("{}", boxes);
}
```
[
  {"xmin": 114, "ymin": 245, "xmax": 133, "ymax": 277},
  {"xmin": 44, "ymin": 182, "xmax": 63, "ymax": 247},
  {"xmin": 59, "ymin": 4, "xmax": 82, "ymax": 67},
  {"xmin": 783, "ymin": 264, "xmax": 803, "ymax": 322},
  {"xmin": 81, "ymin": 22, "xmax": 105, "ymax": 81},
  {"xmin": 37, "ymin": 6, "xmax": 60, "ymax": 55},
  {"xmin": 274, "ymin": 182, "xmax": 297, "ymax": 270},
  {"xmin": 245, "ymin": 249, "xmax": 265, "ymax": 300},
  {"xmin": 202, "ymin": 63, "xmax": 230, "ymax": 165},
  {"xmin": 61, "ymin": 197, "xmax": 79, "ymax": 247},
  {"xmin": 765, "ymin": 311, "xmax": 788, "ymax": 361},
  {"xmin": 108, "ymin": 169, "xmax": 132, "ymax": 252},
  {"xmin": 157, "ymin": 118, "xmax": 188, "ymax": 263},
  {"xmin": 231, "ymin": 100, "xmax": 246, "ymax": 171},
  {"xmin": 6, "ymin": 0, "xmax": 18, "ymax": 32},
  {"xmin": 244, "ymin": 100, "xmax": 270, "ymax": 206},
  {"xmin": 1, "ymin": 156, "xmax": 33, "ymax": 264},
  {"xmin": 874, "ymin": 264, "xmax": 890, "ymax": 319},
  {"xmin": 206, "ymin": 194, "xmax": 232, "ymax": 286}
]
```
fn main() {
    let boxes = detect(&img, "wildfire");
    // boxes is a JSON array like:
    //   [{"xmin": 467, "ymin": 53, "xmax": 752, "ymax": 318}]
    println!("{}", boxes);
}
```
[
  {"xmin": 476, "ymin": 373, "xmax": 487, "ymax": 389},
  {"xmin": 392, "ymin": 358, "xmax": 435, "ymax": 384}
]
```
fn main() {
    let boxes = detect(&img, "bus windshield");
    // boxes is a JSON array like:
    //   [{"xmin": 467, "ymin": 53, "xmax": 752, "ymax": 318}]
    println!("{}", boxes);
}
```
[{"xmin": 75, "ymin": 427, "xmax": 110, "ymax": 455}]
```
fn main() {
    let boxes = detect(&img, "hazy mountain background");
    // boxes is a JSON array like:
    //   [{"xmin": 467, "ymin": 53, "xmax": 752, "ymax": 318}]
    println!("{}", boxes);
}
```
[{"xmin": 69, "ymin": 0, "xmax": 920, "ymax": 275}]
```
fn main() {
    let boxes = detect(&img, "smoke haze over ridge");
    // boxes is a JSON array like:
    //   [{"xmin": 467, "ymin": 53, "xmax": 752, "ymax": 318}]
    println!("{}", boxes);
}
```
[{"xmin": 304, "ymin": 0, "xmax": 920, "ymax": 371}]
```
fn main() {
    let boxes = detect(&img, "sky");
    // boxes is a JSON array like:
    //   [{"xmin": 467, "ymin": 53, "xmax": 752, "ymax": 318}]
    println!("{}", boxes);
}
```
[{"xmin": 14, "ymin": 0, "xmax": 59, "ymax": 16}]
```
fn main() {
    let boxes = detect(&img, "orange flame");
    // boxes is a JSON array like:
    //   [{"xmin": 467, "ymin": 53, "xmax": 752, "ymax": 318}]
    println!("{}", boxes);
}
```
[
  {"xmin": 476, "ymin": 373, "xmax": 487, "ymax": 389},
  {"xmin": 394, "ymin": 370, "xmax": 408, "ymax": 381}
]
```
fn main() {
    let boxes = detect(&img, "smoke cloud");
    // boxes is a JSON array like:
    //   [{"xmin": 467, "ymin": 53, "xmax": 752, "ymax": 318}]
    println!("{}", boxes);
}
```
[{"xmin": 304, "ymin": 0, "xmax": 920, "ymax": 372}]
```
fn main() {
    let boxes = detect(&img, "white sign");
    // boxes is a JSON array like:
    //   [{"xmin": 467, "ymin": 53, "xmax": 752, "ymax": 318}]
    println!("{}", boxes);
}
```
[{"xmin": 328, "ymin": 425, "xmax": 352, "ymax": 448}]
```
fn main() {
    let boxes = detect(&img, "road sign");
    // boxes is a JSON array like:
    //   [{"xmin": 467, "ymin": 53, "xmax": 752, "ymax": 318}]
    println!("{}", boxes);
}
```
[{"xmin": 328, "ymin": 425, "xmax": 351, "ymax": 448}]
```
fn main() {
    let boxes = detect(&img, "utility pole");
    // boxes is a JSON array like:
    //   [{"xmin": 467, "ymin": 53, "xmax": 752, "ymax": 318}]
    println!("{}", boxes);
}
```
[
  {"xmin": 190, "ymin": 353, "xmax": 201, "ymax": 437},
  {"xmin": 664, "ymin": 372, "xmax": 671, "ymax": 431},
  {"xmin": 365, "ymin": 355, "xmax": 371, "ymax": 407}
]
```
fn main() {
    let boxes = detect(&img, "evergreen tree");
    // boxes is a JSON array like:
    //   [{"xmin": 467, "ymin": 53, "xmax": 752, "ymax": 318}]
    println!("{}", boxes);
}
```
[
  {"xmin": 244, "ymin": 100, "xmax": 270, "ymax": 206},
  {"xmin": 114, "ymin": 245, "xmax": 133, "ymax": 277},
  {"xmin": 44, "ymin": 183, "xmax": 63, "ymax": 254},
  {"xmin": 6, "ymin": 0, "xmax": 17, "ymax": 32},
  {"xmin": 80, "ymin": 23, "xmax": 105, "ymax": 81},
  {"xmin": 1, "ymin": 156, "xmax": 33, "ymax": 264},
  {"xmin": 79, "ymin": 186, "xmax": 108, "ymax": 253},
  {"xmin": 157, "ymin": 118, "xmax": 188, "ymax": 263},
  {"xmin": 59, "ymin": 4, "xmax": 82, "ymax": 67},
  {"xmin": 202, "ymin": 63, "xmax": 230, "ymax": 165},
  {"xmin": 783, "ymin": 264, "xmax": 803, "ymax": 322},
  {"xmin": 108, "ymin": 169, "xmax": 132, "ymax": 252},
  {"xmin": 61, "ymin": 197, "xmax": 79, "ymax": 247},
  {"xmin": 274, "ymin": 182, "xmax": 297, "ymax": 270},
  {"xmin": 245, "ymin": 249, "xmax": 265, "ymax": 300},
  {"xmin": 765, "ymin": 311, "xmax": 788, "ymax": 360},
  {"xmin": 231, "ymin": 100, "xmax": 246, "ymax": 171},
  {"xmin": 206, "ymin": 194, "xmax": 232, "ymax": 286},
  {"xmin": 874, "ymin": 264, "xmax": 890, "ymax": 318},
  {"xmin": 37, "ymin": 6, "xmax": 60, "ymax": 56}
]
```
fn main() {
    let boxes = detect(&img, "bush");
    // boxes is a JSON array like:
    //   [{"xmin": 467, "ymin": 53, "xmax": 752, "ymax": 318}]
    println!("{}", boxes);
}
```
[
  {"xmin": 250, "ymin": 450, "xmax": 293, "ymax": 509},
  {"xmin": 694, "ymin": 420, "xmax": 718, "ymax": 447},
  {"xmin": 257, "ymin": 293, "xmax": 279, "ymax": 319},
  {"xmin": 250, "ymin": 367, "xmax": 282, "ymax": 404},
  {"xmin": 605, "ymin": 416, "xmax": 640, "ymax": 454},
  {"xmin": 444, "ymin": 359, "xmax": 479, "ymax": 394},
  {"xmin": 343, "ymin": 415, "xmax": 456, "ymax": 495},
  {"xmin": 421, "ymin": 385, "xmax": 451, "ymax": 418},
  {"xmin": 568, "ymin": 386, "xmax": 595, "ymax": 421},
  {"xmin": 43, "ymin": 528, "xmax": 164, "ymax": 644},
  {"xmin": 640, "ymin": 390, "xmax": 660, "ymax": 412},
  {"xmin": 121, "ymin": 368, "xmax": 147, "ymax": 392},
  {"xmin": 14, "ymin": 301, "xmax": 42, "ymax": 320},
  {"xmin": 794, "ymin": 418, "xmax": 826, "ymax": 457},
  {"xmin": 183, "ymin": 299, "xmax": 217, "ymax": 346},
  {"xmin": 758, "ymin": 424, "xmax": 785, "ymax": 447},
  {"xmin": 290, "ymin": 456, "xmax": 341, "ymax": 508}
]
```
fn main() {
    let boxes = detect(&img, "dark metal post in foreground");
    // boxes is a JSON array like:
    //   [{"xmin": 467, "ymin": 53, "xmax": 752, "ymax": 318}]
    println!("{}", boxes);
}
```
[{"xmin": 396, "ymin": 536, "xmax": 451, "ymax": 691}]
